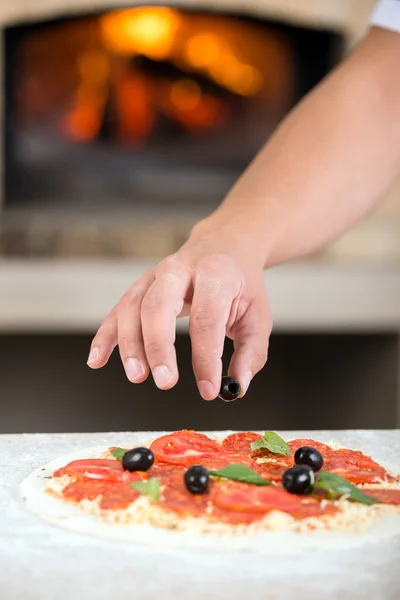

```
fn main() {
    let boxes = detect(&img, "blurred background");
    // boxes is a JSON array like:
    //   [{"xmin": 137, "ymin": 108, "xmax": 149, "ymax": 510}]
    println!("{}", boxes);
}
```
[{"xmin": 1, "ymin": 0, "xmax": 399, "ymax": 433}]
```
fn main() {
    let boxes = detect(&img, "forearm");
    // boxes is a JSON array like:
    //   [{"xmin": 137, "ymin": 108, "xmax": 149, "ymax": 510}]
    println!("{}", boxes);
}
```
[{"xmin": 193, "ymin": 27, "xmax": 400, "ymax": 268}]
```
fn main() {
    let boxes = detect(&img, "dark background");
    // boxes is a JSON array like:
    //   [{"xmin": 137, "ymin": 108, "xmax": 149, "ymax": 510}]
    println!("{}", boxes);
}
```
[{"xmin": 1, "ymin": 332, "xmax": 397, "ymax": 433}]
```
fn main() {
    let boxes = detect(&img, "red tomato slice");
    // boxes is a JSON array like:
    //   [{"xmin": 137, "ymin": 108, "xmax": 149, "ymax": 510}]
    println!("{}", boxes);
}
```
[
  {"xmin": 54, "ymin": 459, "xmax": 143, "ymax": 483},
  {"xmin": 288, "ymin": 439, "xmax": 333, "ymax": 456},
  {"xmin": 222, "ymin": 432, "xmax": 262, "ymax": 453},
  {"xmin": 62, "ymin": 480, "xmax": 140, "ymax": 510},
  {"xmin": 212, "ymin": 483, "xmax": 334, "ymax": 519},
  {"xmin": 325, "ymin": 449, "xmax": 386, "ymax": 484},
  {"xmin": 253, "ymin": 462, "xmax": 288, "ymax": 482},
  {"xmin": 362, "ymin": 488, "xmax": 400, "ymax": 505},
  {"xmin": 329, "ymin": 449, "xmax": 385, "ymax": 471},
  {"xmin": 212, "ymin": 484, "xmax": 307, "ymax": 515},
  {"xmin": 326, "ymin": 468, "xmax": 384, "ymax": 485},
  {"xmin": 201, "ymin": 453, "xmax": 255, "ymax": 471},
  {"xmin": 150, "ymin": 430, "xmax": 221, "ymax": 466}
]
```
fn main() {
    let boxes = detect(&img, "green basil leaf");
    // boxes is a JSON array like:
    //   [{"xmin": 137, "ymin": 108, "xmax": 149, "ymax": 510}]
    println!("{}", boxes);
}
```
[
  {"xmin": 250, "ymin": 431, "xmax": 290, "ymax": 456},
  {"xmin": 314, "ymin": 472, "xmax": 377, "ymax": 505},
  {"xmin": 130, "ymin": 478, "xmax": 161, "ymax": 501},
  {"xmin": 110, "ymin": 447, "xmax": 128, "ymax": 461},
  {"xmin": 209, "ymin": 464, "xmax": 271, "ymax": 486}
]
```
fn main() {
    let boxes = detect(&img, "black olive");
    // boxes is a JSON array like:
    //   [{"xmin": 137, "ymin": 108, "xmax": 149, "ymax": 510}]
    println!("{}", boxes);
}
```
[
  {"xmin": 122, "ymin": 447, "xmax": 154, "ymax": 472},
  {"xmin": 294, "ymin": 446, "xmax": 324, "ymax": 472},
  {"xmin": 282, "ymin": 465, "xmax": 315, "ymax": 494},
  {"xmin": 218, "ymin": 376, "xmax": 241, "ymax": 402},
  {"xmin": 184, "ymin": 465, "xmax": 210, "ymax": 494}
]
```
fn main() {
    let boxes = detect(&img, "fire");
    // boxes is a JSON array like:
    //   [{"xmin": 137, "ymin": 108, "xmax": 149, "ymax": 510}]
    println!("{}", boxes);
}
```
[
  {"xmin": 42, "ymin": 7, "xmax": 290, "ymax": 144},
  {"xmin": 100, "ymin": 7, "xmax": 180, "ymax": 59},
  {"xmin": 170, "ymin": 79, "xmax": 201, "ymax": 111},
  {"xmin": 65, "ymin": 104, "xmax": 102, "ymax": 141},
  {"xmin": 185, "ymin": 33, "xmax": 222, "ymax": 68},
  {"xmin": 65, "ymin": 51, "xmax": 110, "ymax": 141}
]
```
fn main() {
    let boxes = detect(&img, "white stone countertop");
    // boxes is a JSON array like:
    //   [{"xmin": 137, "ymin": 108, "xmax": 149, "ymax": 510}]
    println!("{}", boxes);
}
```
[
  {"xmin": 1, "ymin": 430, "xmax": 400, "ymax": 600},
  {"xmin": 1, "ymin": 259, "xmax": 400, "ymax": 333}
]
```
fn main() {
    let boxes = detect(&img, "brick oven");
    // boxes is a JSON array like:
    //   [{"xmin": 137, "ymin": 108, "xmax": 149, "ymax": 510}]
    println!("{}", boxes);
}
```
[{"xmin": 0, "ymin": 0, "xmax": 379, "ymax": 259}]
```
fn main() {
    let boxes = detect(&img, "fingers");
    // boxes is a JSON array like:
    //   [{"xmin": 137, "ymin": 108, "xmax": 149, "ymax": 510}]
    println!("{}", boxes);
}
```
[
  {"xmin": 141, "ymin": 268, "xmax": 191, "ymax": 389},
  {"xmin": 117, "ymin": 273, "xmax": 155, "ymax": 383},
  {"xmin": 228, "ymin": 297, "xmax": 272, "ymax": 397},
  {"xmin": 88, "ymin": 272, "xmax": 154, "ymax": 381},
  {"xmin": 88, "ymin": 249, "xmax": 271, "ymax": 400},
  {"xmin": 190, "ymin": 258, "xmax": 241, "ymax": 400},
  {"xmin": 87, "ymin": 310, "xmax": 118, "ymax": 369}
]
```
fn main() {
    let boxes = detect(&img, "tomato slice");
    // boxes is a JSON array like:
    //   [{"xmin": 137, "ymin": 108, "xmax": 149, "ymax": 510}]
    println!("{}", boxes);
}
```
[
  {"xmin": 54, "ymin": 459, "xmax": 143, "ymax": 483},
  {"xmin": 212, "ymin": 482, "xmax": 336, "ymax": 519},
  {"xmin": 222, "ymin": 432, "xmax": 262, "ymax": 453},
  {"xmin": 253, "ymin": 462, "xmax": 288, "ymax": 482},
  {"xmin": 329, "ymin": 449, "xmax": 385, "ymax": 470},
  {"xmin": 201, "ymin": 453, "xmax": 254, "ymax": 471},
  {"xmin": 288, "ymin": 439, "xmax": 333, "ymax": 456},
  {"xmin": 150, "ymin": 430, "xmax": 221, "ymax": 466},
  {"xmin": 62, "ymin": 480, "xmax": 140, "ymax": 510},
  {"xmin": 160, "ymin": 473, "xmax": 210, "ymax": 517},
  {"xmin": 325, "ymin": 449, "xmax": 386, "ymax": 484},
  {"xmin": 212, "ymin": 483, "xmax": 318, "ymax": 516},
  {"xmin": 361, "ymin": 488, "xmax": 400, "ymax": 505}
]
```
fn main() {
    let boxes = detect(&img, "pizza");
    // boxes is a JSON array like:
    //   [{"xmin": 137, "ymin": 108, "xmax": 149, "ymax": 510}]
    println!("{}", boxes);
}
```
[{"xmin": 20, "ymin": 430, "xmax": 400, "ymax": 551}]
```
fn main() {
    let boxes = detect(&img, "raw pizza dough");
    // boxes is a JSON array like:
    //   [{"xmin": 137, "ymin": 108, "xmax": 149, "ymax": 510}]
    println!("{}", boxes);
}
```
[{"xmin": 20, "ymin": 436, "xmax": 400, "ymax": 554}]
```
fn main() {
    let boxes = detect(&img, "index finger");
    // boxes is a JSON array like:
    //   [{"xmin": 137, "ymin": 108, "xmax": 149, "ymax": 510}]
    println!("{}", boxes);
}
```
[{"xmin": 141, "ymin": 270, "xmax": 191, "ymax": 389}]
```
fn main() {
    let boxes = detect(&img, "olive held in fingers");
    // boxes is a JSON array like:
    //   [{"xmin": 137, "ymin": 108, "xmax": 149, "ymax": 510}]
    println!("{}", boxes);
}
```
[{"xmin": 218, "ymin": 376, "xmax": 241, "ymax": 402}]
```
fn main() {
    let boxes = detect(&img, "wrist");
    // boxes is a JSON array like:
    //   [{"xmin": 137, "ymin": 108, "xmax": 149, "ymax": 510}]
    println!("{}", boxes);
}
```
[{"xmin": 187, "ymin": 204, "xmax": 271, "ymax": 270}]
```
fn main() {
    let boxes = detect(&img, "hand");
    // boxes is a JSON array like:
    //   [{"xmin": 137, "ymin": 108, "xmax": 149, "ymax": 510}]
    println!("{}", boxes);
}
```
[{"xmin": 87, "ymin": 219, "xmax": 272, "ymax": 400}]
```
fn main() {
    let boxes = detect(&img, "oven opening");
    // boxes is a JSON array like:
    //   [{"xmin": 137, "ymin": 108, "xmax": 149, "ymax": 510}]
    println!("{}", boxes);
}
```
[{"xmin": 4, "ymin": 7, "xmax": 343, "ymax": 215}]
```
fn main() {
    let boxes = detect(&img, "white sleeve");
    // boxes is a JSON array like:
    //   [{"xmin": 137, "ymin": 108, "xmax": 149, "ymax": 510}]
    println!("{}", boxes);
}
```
[{"xmin": 370, "ymin": 0, "xmax": 400, "ymax": 34}]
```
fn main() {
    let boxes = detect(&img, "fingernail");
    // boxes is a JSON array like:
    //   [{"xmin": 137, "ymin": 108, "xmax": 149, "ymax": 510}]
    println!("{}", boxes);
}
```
[
  {"xmin": 125, "ymin": 357, "xmax": 144, "ymax": 382},
  {"xmin": 87, "ymin": 347, "xmax": 99, "ymax": 365},
  {"xmin": 198, "ymin": 380, "xmax": 216, "ymax": 401},
  {"xmin": 153, "ymin": 365, "xmax": 173, "ymax": 389}
]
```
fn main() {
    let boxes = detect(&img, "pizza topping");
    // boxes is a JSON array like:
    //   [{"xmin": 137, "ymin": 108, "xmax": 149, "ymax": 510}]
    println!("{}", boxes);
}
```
[
  {"xmin": 184, "ymin": 465, "xmax": 210, "ymax": 494},
  {"xmin": 221, "ymin": 432, "xmax": 262, "ymax": 453},
  {"xmin": 253, "ymin": 462, "xmax": 288, "ymax": 482},
  {"xmin": 361, "ymin": 488, "xmax": 400, "ymax": 505},
  {"xmin": 62, "ymin": 480, "xmax": 140, "ymax": 510},
  {"xmin": 110, "ymin": 447, "xmax": 128, "ymax": 461},
  {"xmin": 52, "ymin": 430, "xmax": 400, "ymax": 532},
  {"xmin": 200, "ymin": 452, "xmax": 255, "ymax": 471},
  {"xmin": 209, "ymin": 464, "xmax": 271, "ymax": 486},
  {"xmin": 130, "ymin": 478, "xmax": 161, "ymax": 501},
  {"xmin": 211, "ymin": 482, "xmax": 332, "ymax": 519},
  {"xmin": 54, "ymin": 459, "xmax": 143, "ymax": 483},
  {"xmin": 150, "ymin": 430, "xmax": 222, "ymax": 466},
  {"xmin": 122, "ymin": 448, "xmax": 155, "ymax": 472},
  {"xmin": 218, "ymin": 376, "xmax": 241, "ymax": 402},
  {"xmin": 324, "ymin": 449, "xmax": 386, "ymax": 484},
  {"xmin": 288, "ymin": 439, "xmax": 333, "ymax": 456},
  {"xmin": 250, "ymin": 431, "xmax": 290, "ymax": 456},
  {"xmin": 160, "ymin": 473, "xmax": 211, "ymax": 517},
  {"xmin": 294, "ymin": 446, "xmax": 324, "ymax": 472},
  {"xmin": 282, "ymin": 465, "xmax": 315, "ymax": 494},
  {"xmin": 314, "ymin": 472, "xmax": 377, "ymax": 505}
]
